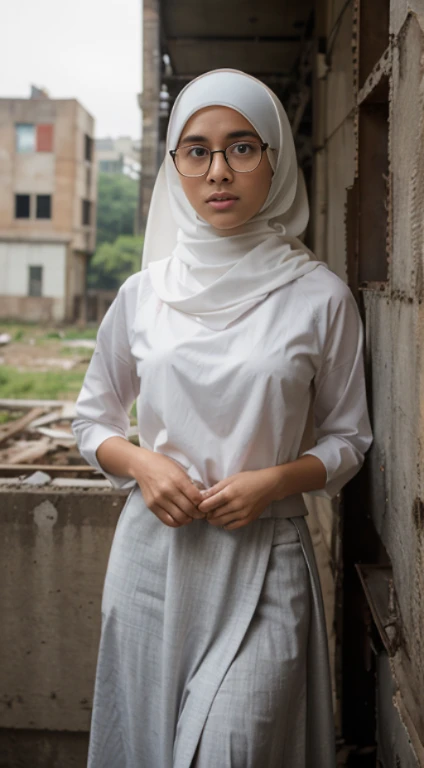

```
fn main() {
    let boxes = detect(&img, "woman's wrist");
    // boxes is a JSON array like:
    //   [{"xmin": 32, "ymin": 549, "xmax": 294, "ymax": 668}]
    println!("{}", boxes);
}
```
[
  {"xmin": 260, "ymin": 455, "xmax": 327, "ymax": 502},
  {"xmin": 260, "ymin": 465, "xmax": 290, "ymax": 503},
  {"xmin": 127, "ymin": 446, "xmax": 152, "ymax": 480},
  {"xmin": 96, "ymin": 437, "xmax": 152, "ymax": 481}
]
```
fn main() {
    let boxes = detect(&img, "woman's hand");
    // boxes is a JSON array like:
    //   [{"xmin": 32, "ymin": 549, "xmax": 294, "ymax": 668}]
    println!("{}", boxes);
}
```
[
  {"xmin": 132, "ymin": 451, "xmax": 205, "ymax": 528},
  {"xmin": 197, "ymin": 468, "xmax": 279, "ymax": 531}
]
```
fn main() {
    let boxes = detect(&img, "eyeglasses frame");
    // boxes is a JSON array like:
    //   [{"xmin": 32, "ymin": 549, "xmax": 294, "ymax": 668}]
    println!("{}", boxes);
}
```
[{"xmin": 169, "ymin": 141, "xmax": 271, "ymax": 177}]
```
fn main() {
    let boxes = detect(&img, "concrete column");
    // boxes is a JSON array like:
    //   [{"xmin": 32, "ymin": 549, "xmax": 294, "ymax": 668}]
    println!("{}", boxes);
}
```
[{"xmin": 139, "ymin": 0, "xmax": 161, "ymax": 231}]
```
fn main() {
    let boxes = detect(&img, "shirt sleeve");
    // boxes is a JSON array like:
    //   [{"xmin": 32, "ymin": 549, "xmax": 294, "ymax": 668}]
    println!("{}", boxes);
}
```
[
  {"xmin": 72, "ymin": 279, "xmax": 140, "ymax": 489},
  {"xmin": 301, "ymin": 285, "xmax": 373, "ymax": 499}
]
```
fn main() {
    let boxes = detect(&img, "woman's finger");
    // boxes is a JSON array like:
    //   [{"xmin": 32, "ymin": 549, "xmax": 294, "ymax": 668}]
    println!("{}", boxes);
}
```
[
  {"xmin": 162, "ymin": 498, "xmax": 193, "ymax": 526},
  {"xmin": 223, "ymin": 518, "xmax": 249, "ymax": 531},
  {"xmin": 173, "ymin": 490, "xmax": 205, "ymax": 520},
  {"xmin": 152, "ymin": 506, "xmax": 182, "ymax": 528},
  {"xmin": 206, "ymin": 506, "xmax": 243, "ymax": 526},
  {"xmin": 200, "ymin": 479, "xmax": 228, "ymax": 499},
  {"xmin": 177, "ymin": 476, "xmax": 205, "ymax": 508},
  {"xmin": 199, "ymin": 488, "xmax": 234, "ymax": 514}
]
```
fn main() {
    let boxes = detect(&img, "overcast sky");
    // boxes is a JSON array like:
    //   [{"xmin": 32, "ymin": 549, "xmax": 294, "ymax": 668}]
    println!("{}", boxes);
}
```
[{"xmin": 2, "ymin": 0, "xmax": 141, "ymax": 138}]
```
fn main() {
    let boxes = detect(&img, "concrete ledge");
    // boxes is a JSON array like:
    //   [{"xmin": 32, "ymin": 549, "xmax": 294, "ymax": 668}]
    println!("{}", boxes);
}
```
[
  {"xmin": 0, "ymin": 728, "xmax": 89, "ymax": 768},
  {"xmin": 0, "ymin": 488, "xmax": 127, "ymax": 743}
]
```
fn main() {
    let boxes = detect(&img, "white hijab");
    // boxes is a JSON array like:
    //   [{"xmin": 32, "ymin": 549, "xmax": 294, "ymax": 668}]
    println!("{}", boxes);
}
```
[{"xmin": 142, "ymin": 69, "xmax": 325, "ymax": 331}]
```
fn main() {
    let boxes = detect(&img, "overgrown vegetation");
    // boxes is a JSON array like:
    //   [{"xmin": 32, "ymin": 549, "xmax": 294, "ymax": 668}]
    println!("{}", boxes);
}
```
[
  {"xmin": 86, "ymin": 173, "xmax": 144, "ymax": 291},
  {"xmin": 0, "ymin": 367, "xmax": 86, "ymax": 400},
  {"xmin": 88, "ymin": 235, "xmax": 144, "ymax": 291},
  {"xmin": 96, "ymin": 173, "xmax": 139, "ymax": 246}
]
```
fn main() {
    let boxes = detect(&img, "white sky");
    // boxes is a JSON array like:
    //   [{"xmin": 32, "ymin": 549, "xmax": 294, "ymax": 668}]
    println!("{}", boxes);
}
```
[{"xmin": 2, "ymin": 0, "xmax": 142, "ymax": 138}]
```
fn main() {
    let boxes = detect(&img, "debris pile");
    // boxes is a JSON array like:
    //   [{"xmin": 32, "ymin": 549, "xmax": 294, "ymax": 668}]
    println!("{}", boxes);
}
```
[{"xmin": 0, "ymin": 399, "xmax": 113, "ymax": 490}]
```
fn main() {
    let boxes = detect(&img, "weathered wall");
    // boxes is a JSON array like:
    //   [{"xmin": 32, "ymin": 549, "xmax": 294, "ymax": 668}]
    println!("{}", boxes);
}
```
[
  {"xmin": 0, "ymin": 488, "xmax": 127, "ymax": 765},
  {"xmin": 0, "ymin": 241, "xmax": 66, "ymax": 296},
  {"xmin": 371, "ymin": 11, "xmax": 424, "ymax": 755},
  {"xmin": 312, "ymin": 0, "xmax": 424, "ymax": 760},
  {"xmin": 73, "ymin": 102, "xmax": 96, "ymax": 255}
]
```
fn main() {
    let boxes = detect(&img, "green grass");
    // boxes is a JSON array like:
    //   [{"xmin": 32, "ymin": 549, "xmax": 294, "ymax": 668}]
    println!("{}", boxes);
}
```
[
  {"xmin": 60, "ymin": 346, "xmax": 94, "ymax": 357},
  {"xmin": 61, "ymin": 327, "xmax": 98, "ymax": 341},
  {"xmin": 0, "ymin": 366, "xmax": 85, "ymax": 400},
  {"xmin": 0, "ymin": 323, "xmax": 99, "ymax": 344},
  {"xmin": 0, "ymin": 409, "xmax": 24, "ymax": 424}
]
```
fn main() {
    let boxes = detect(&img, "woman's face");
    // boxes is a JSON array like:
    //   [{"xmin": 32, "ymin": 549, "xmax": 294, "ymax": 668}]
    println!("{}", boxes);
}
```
[{"xmin": 175, "ymin": 106, "xmax": 274, "ymax": 233}]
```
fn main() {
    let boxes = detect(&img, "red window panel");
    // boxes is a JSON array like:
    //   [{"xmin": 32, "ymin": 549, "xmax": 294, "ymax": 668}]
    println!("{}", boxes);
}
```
[{"xmin": 36, "ymin": 124, "xmax": 53, "ymax": 152}]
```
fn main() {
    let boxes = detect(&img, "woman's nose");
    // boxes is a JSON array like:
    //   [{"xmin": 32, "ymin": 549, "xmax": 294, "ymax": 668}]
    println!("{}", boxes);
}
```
[{"xmin": 206, "ymin": 151, "xmax": 234, "ymax": 183}]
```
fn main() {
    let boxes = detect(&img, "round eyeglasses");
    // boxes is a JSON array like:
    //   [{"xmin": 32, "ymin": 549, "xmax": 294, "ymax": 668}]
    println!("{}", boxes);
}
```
[{"xmin": 169, "ymin": 141, "xmax": 270, "ymax": 178}]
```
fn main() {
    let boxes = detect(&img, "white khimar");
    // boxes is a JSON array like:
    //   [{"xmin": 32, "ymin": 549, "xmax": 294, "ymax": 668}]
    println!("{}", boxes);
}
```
[{"xmin": 143, "ymin": 68, "xmax": 326, "ymax": 331}]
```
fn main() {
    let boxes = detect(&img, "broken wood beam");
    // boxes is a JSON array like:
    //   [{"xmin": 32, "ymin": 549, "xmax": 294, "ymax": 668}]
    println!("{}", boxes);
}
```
[
  {"xmin": 0, "ymin": 464, "xmax": 98, "ymax": 476},
  {"xmin": 0, "ymin": 407, "xmax": 45, "ymax": 447}
]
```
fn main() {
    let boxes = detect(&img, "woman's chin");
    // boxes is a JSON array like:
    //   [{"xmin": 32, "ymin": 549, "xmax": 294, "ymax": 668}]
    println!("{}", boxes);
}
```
[{"xmin": 204, "ymin": 211, "xmax": 251, "ymax": 233}]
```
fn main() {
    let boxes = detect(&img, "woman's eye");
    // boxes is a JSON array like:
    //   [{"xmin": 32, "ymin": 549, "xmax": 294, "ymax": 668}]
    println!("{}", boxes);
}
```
[
  {"xmin": 231, "ymin": 143, "xmax": 253, "ymax": 155},
  {"xmin": 188, "ymin": 146, "xmax": 208, "ymax": 158}
]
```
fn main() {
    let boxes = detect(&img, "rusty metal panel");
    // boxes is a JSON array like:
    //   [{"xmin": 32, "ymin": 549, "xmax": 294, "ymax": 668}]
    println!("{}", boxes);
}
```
[
  {"xmin": 356, "ymin": 564, "xmax": 400, "ymax": 656},
  {"xmin": 358, "ymin": 80, "xmax": 389, "ymax": 285},
  {"xmin": 376, "ymin": 655, "xmax": 422, "ymax": 767},
  {"xmin": 358, "ymin": 0, "xmax": 390, "ymax": 88}
]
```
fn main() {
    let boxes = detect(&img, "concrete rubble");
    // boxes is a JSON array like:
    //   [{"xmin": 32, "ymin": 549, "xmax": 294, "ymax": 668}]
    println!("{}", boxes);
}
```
[{"xmin": 0, "ymin": 399, "xmax": 111, "ymax": 489}]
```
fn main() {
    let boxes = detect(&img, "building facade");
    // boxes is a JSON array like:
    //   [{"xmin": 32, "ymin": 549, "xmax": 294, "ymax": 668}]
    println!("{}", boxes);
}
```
[
  {"xmin": 0, "ymin": 91, "xmax": 96, "ymax": 323},
  {"xmin": 95, "ymin": 135, "xmax": 141, "ymax": 180}
]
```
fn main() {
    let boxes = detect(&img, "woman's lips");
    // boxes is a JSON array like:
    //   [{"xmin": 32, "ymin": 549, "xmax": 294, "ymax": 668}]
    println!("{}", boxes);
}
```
[{"xmin": 207, "ymin": 198, "xmax": 238, "ymax": 211}]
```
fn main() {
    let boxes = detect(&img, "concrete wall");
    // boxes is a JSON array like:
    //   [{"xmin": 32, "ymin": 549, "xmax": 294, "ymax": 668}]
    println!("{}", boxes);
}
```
[
  {"xmin": 311, "ymin": 0, "xmax": 424, "ymax": 761},
  {"xmin": 73, "ymin": 102, "xmax": 96, "ymax": 255},
  {"xmin": 0, "ymin": 241, "xmax": 67, "ymax": 321},
  {"xmin": 0, "ymin": 488, "xmax": 127, "ymax": 766}
]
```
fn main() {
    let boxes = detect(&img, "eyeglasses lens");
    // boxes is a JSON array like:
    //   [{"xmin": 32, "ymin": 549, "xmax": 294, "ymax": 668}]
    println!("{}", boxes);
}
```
[{"xmin": 175, "ymin": 142, "xmax": 262, "ymax": 177}]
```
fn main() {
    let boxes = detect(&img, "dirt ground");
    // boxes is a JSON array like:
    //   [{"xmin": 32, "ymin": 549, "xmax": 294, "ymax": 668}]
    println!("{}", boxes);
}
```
[{"xmin": 0, "ymin": 324, "xmax": 96, "ymax": 373}]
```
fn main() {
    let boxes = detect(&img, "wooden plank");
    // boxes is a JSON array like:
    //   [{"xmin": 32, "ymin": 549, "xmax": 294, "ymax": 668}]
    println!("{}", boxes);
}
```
[
  {"xmin": 0, "ymin": 464, "xmax": 97, "ymax": 476},
  {"xmin": 51, "ymin": 478, "xmax": 112, "ymax": 489},
  {"xmin": 6, "ymin": 438, "xmax": 53, "ymax": 465},
  {"xmin": 0, "ymin": 398, "xmax": 71, "ymax": 408},
  {"xmin": 0, "ymin": 408, "xmax": 45, "ymax": 447},
  {"xmin": 36, "ymin": 427, "xmax": 75, "ymax": 441},
  {"xmin": 28, "ymin": 410, "xmax": 64, "ymax": 429}
]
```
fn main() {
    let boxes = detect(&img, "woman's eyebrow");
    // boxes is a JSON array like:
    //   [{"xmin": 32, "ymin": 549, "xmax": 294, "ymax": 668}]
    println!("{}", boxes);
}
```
[
  {"xmin": 179, "ymin": 130, "xmax": 260, "ymax": 145},
  {"xmin": 226, "ymin": 130, "xmax": 260, "ymax": 140}
]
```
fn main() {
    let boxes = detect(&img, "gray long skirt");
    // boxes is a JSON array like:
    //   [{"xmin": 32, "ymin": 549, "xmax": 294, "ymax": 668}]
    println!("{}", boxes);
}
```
[{"xmin": 87, "ymin": 489, "xmax": 336, "ymax": 768}]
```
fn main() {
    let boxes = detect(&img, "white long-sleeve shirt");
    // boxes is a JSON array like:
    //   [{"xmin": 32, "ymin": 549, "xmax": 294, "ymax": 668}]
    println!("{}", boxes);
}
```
[{"xmin": 73, "ymin": 265, "xmax": 372, "ymax": 507}]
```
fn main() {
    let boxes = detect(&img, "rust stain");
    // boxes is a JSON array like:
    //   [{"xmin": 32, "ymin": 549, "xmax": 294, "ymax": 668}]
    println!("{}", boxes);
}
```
[{"xmin": 413, "ymin": 498, "xmax": 424, "ymax": 530}]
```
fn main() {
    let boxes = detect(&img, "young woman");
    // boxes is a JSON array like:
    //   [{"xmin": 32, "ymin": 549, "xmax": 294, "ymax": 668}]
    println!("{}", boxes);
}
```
[{"xmin": 74, "ymin": 69, "xmax": 372, "ymax": 768}]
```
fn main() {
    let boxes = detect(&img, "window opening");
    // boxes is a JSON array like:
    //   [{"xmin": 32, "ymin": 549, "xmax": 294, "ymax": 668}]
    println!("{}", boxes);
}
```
[
  {"xmin": 16, "ymin": 124, "xmax": 35, "ymax": 153},
  {"xmin": 15, "ymin": 194, "xmax": 31, "ymax": 218},
  {"xmin": 85, "ymin": 134, "xmax": 93, "ymax": 162},
  {"xmin": 36, "ymin": 194, "xmax": 52, "ymax": 219},
  {"xmin": 28, "ymin": 266, "xmax": 43, "ymax": 297},
  {"xmin": 82, "ymin": 199, "xmax": 91, "ymax": 226}
]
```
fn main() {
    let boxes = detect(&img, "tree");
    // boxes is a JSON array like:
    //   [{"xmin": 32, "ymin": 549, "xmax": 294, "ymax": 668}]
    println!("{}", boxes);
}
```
[
  {"xmin": 88, "ymin": 236, "xmax": 144, "ymax": 291},
  {"xmin": 96, "ymin": 173, "xmax": 139, "ymax": 246}
]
